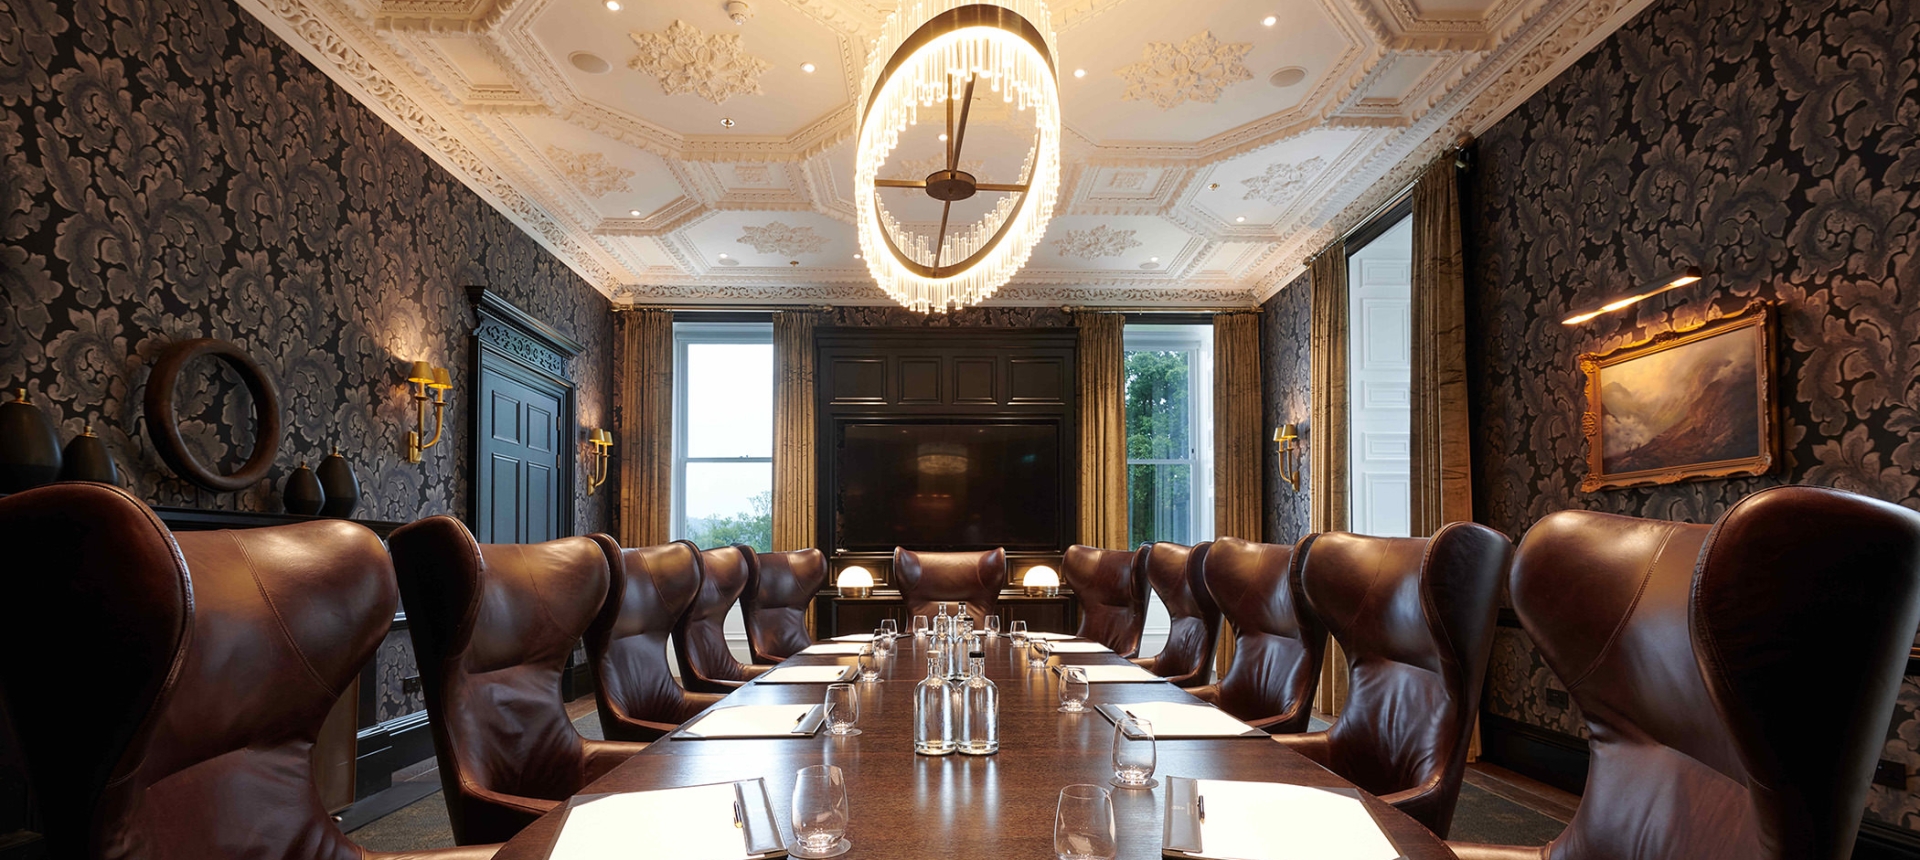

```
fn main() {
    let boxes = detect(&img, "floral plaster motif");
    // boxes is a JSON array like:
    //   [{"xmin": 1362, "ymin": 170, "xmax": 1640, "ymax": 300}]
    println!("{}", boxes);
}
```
[
  {"xmin": 737, "ymin": 221, "xmax": 828, "ymax": 256},
  {"xmin": 545, "ymin": 145, "xmax": 633, "ymax": 197},
  {"xmin": 1052, "ymin": 225, "xmax": 1143, "ymax": 260},
  {"xmin": 628, "ymin": 20, "xmax": 770, "ymax": 104},
  {"xmin": 1241, "ymin": 158, "xmax": 1325, "ymax": 207},
  {"xmin": 1116, "ymin": 30, "xmax": 1253, "ymax": 110}
]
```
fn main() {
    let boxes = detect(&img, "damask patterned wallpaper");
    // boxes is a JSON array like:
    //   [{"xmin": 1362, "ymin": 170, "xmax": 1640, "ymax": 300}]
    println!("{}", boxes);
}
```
[
  {"xmin": 0, "ymin": 0, "xmax": 614, "ymax": 531},
  {"xmin": 1462, "ymin": 0, "xmax": 1920, "ymax": 828},
  {"xmin": 1260, "ymin": 272, "xmax": 1311, "ymax": 545}
]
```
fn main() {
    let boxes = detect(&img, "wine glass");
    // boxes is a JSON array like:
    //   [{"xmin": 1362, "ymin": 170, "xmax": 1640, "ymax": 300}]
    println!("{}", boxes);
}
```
[
  {"xmin": 985, "ymin": 614, "xmax": 1002, "ymax": 638},
  {"xmin": 824, "ymin": 683, "xmax": 860, "ymax": 736},
  {"xmin": 1009, "ymin": 620, "xmax": 1029, "ymax": 647},
  {"xmin": 1028, "ymin": 637, "xmax": 1053, "ymax": 668},
  {"xmin": 911, "ymin": 615, "xmax": 930, "ymax": 637},
  {"xmin": 857, "ymin": 647, "xmax": 882, "ymax": 683},
  {"xmin": 1058, "ymin": 667, "xmax": 1090, "ymax": 713},
  {"xmin": 871, "ymin": 627, "xmax": 893, "ymax": 658},
  {"xmin": 1053, "ymin": 784, "xmax": 1116, "ymax": 860},
  {"xmin": 1111, "ymin": 716, "xmax": 1157, "ymax": 789},
  {"xmin": 791, "ymin": 764, "xmax": 852, "ymax": 858},
  {"xmin": 881, "ymin": 618, "xmax": 899, "ymax": 640}
]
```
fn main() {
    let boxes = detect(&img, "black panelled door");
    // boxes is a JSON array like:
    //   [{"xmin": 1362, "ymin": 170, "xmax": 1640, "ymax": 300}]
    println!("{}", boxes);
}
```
[{"xmin": 467, "ymin": 288, "xmax": 582, "ymax": 544}]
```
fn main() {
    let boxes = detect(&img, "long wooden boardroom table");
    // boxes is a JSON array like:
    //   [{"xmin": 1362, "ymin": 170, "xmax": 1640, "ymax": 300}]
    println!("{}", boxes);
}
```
[{"xmin": 494, "ymin": 633, "xmax": 1453, "ymax": 859}]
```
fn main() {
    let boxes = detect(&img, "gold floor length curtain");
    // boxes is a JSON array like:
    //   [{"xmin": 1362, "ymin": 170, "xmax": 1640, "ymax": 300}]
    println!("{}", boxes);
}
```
[
  {"xmin": 1075, "ymin": 312, "xmax": 1128, "ymax": 551},
  {"xmin": 1212, "ymin": 311, "xmax": 1264, "ymax": 679},
  {"xmin": 771, "ymin": 311, "xmax": 820, "ymax": 552},
  {"xmin": 615, "ymin": 308, "xmax": 674, "ymax": 548},
  {"xmin": 1308, "ymin": 244, "xmax": 1352, "ymax": 715},
  {"xmin": 1410, "ymin": 159, "xmax": 1474, "ymax": 534}
]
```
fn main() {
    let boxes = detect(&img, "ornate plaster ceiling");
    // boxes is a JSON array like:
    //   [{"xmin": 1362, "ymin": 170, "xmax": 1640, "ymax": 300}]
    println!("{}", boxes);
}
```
[{"xmin": 238, "ymin": 0, "xmax": 1658, "ymax": 308}]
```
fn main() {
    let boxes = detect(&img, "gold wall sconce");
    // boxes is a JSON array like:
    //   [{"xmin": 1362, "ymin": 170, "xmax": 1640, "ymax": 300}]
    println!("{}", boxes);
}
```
[
  {"xmin": 1273, "ymin": 423, "xmax": 1304, "ymax": 491},
  {"xmin": 405, "ymin": 361, "xmax": 452, "ymax": 464},
  {"xmin": 1561, "ymin": 266, "xmax": 1705, "ymax": 325},
  {"xmin": 586, "ymin": 428, "xmax": 613, "ymax": 495}
]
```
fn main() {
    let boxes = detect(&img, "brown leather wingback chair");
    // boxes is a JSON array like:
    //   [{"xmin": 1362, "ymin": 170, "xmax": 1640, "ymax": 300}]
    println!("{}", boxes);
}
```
[
  {"xmin": 1450, "ymin": 486, "xmax": 1920, "ymax": 860},
  {"xmin": 1128, "ymin": 541, "xmax": 1219, "ymax": 687},
  {"xmin": 1276, "ymin": 522, "xmax": 1510, "ymax": 837},
  {"xmin": 1187, "ymin": 536, "xmax": 1326, "ymax": 732},
  {"xmin": 584, "ymin": 536, "xmax": 725, "ymax": 741},
  {"xmin": 1060, "ymin": 544, "xmax": 1151, "ymax": 657},
  {"xmin": 389, "ymin": 516, "xmax": 647, "ymax": 845},
  {"xmin": 743, "ymin": 548, "xmax": 828, "ymax": 663},
  {"xmin": 673, "ymin": 544, "xmax": 773, "ymax": 693},
  {"xmin": 892, "ymin": 547, "xmax": 1007, "ymax": 625},
  {"xmin": 0, "ymin": 483, "xmax": 495, "ymax": 860}
]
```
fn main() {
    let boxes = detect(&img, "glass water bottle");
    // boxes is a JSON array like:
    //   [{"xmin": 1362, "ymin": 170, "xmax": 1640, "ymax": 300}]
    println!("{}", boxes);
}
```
[
  {"xmin": 960, "ymin": 652, "xmax": 998, "ymax": 755},
  {"xmin": 915, "ymin": 648, "xmax": 956, "ymax": 755}
]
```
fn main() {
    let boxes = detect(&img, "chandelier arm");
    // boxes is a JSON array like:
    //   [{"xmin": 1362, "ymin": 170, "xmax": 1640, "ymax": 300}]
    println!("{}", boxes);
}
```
[
  {"xmin": 973, "ymin": 183, "xmax": 1029, "ymax": 192},
  {"xmin": 949, "ymin": 76, "xmax": 978, "ymax": 171},
  {"xmin": 874, "ymin": 179, "xmax": 930, "ymax": 188},
  {"xmin": 934, "ymin": 200, "xmax": 953, "ymax": 267}
]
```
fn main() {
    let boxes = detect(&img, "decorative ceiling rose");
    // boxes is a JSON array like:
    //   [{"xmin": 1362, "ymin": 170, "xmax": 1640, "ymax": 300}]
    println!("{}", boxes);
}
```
[
  {"xmin": 1117, "ymin": 30, "xmax": 1253, "ymax": 110},
  {"xmin": 544, "ymin": 145, "xmax": 634, "ymax": 196},
  {"xmin": 738, "ymin": 221, "xmax": 828, "ymax": 256},
  {"xmin": 628, "ymin": 20, "xmax": 770, "ymax": 104},
  {"xmin": 1053, "ymin": 225, "xmax": 1142, "ymax": 259},
  {"xmin": 855, "ymin": 0, "xmax": 1063, "ymax": 313},
  {"xmin": 1240, "ymin": 156, "xmax": 1326, "ymax": 207}
]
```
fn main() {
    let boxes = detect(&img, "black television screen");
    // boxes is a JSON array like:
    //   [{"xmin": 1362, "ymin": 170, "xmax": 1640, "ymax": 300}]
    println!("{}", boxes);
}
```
[{"xmin": 835, "ymin": 422, "xmax": 1063, "ymax": 551}]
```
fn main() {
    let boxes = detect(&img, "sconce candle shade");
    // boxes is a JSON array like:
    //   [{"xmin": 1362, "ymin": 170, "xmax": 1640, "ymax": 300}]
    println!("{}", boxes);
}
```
[
  {"xmin": 1273, "ymin": 423, "xmax": 1304, "ymax": 491},
  {"xmin": 838, "ymin": 565, "xmax": 875, "ymax": 598},
  {"xmin": 585, "ymin": 427, "xmax": 614, "ymax": 495},
  {"xmin": 1562, "ymin": 266, "xmax": 1706, "ymax": 326},
  {"xmin": 407, "ymin": 361, "xmax": 435, "ymax": 384},
  {"xmin": 429, "ymin": 366, "xmax": 452, "ymax": 390}
]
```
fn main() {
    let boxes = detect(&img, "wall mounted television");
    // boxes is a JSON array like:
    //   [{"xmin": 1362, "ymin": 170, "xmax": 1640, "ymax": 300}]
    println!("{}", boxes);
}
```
[{"xmin": 833, "ymin": 421, "xmax": 1065, "ymax": 552}]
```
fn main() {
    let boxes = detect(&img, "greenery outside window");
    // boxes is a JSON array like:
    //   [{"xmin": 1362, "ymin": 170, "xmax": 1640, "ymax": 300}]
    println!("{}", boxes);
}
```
[
  {"xmin": 1124, "ymin": 324, "xmax": 1214, "ymax": 547},
  {"xmin": 673, "ymin": 322, "xmax": 774, "ymax": 551}
]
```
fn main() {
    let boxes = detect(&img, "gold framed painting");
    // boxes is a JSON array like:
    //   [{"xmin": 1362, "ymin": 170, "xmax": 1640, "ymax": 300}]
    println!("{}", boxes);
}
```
[{"xmin": 1579, "ymin": 301, "xmax": 1777, "ymax": 492}]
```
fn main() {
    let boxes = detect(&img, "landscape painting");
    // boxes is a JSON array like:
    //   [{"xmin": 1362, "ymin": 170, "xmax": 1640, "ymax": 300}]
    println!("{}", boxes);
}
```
[{"xmin": 1579, "ymin": 303, "xmax": 1776, "ymax": 491}]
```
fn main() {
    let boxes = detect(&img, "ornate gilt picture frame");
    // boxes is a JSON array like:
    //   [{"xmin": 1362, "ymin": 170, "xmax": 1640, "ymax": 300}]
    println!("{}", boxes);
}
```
[{"xmin": 1579, "ymin": 301, "xmax": 1777, "ymax": 492}]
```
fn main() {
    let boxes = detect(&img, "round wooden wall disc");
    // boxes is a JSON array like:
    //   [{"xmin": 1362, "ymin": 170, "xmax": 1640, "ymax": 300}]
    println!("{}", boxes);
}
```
[{"xmin": 144, "ymin": 338, "xmax": 283, "ymax": 493}]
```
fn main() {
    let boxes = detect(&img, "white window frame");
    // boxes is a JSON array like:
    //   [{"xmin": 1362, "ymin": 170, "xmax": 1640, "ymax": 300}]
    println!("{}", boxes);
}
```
[
  {"xmin": 671, "ymin": 321, "xmax": 775, "ymax": 543},
  {"xmin": 1121, "ymin": 324, "xmax": 1215, "ymax": 545}
]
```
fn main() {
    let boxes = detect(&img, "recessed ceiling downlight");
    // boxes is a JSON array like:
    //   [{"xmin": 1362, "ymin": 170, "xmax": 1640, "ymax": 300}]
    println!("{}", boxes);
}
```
[
  {"xmin": 717, "ymin": 257, "xmax": 740, "ymax": 267},
  {"xmin": 569, "ymin": 51, "xmax": 612, "ymax": 74},
  {"xmin": 1269, "ymin": 66, "xmax": 1307, "ymax": 88},
  {"xmin": 1140, "ymin": 261, "xmax": 1160, "ymax": 270}
]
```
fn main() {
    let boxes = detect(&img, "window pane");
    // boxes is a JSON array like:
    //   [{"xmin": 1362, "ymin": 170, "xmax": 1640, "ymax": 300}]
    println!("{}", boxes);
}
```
[
  {"xmin": 685, "ymin": 343, "xmax": 773, "ymax": 458},
  {"xmin": 681, "ymin": 461, "xmax": 772, "ymax": 552},
  {"xmin": 1124, "ymin": 350, "xmax": 1191, "ymax": 460},
  {"xmin": 1128, "ymin": 463, "xmax": 1191, "ymax": 547}
]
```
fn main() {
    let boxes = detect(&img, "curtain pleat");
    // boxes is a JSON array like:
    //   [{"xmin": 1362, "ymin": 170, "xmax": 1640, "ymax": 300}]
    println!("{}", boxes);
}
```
[
  {"xmin": 615, "ymin": 308, "xmax": 673, "ymax": 548},
  {"xmin": 772, "ymin": 311, "xmax": 820, "ymax": 552},
  {"xmin": 1075, "ymin": 312, "xmax": 1128, "ymax": 551},
  {"xmin": 1309, "ymin": 244, "xmax": 1352, "ymax": 715},
  {"xmin": 1212, "ymin": 312, "xmax": 1263, "ymax": 680},
  {"xmin": 1410, "ymin": 160, "xmax": 1474, "ymax": 535}
]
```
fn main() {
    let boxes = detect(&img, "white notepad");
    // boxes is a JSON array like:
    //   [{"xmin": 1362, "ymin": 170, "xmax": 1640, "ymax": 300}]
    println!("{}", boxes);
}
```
[
  {"xmin": 830, "ymin": 633, "xmax": 876, "ymax": 642},
  {"xmin": 1182, "ymin": 780, "xmax": 1400, "ymax": 860},
  {"xmin": 681, "ymin": 704, "xmax": 818, "ymax": 738},
  {"xmin": 1047, "ymin": 641, "xmax": 1111, "ymax": 654},
  {"xmin": 549, "ymin": 783, "xmax": 751, "ymax": 860},
  {"xmin": 756, "ymin": 664, "xmax": 856, "ymax": 684},
  {"xmin": 799, "ymin": 643, "xmax": 868, "ymax": 655},
  {"xmin": 1106, "ymin": 701, "xmax": 1255, "ymax": 737},
  {"xmin": 1026, "ymin": 631, "xmax": 1075, "ymax": 640},
  {"xmin": 1061, "ymin": 664, "xmax": 1165, "ymax": 683}
]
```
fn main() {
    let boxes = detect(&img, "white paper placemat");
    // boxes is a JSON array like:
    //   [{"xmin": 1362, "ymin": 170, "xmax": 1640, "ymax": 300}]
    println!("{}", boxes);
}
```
[
  {"xmin": 1106, "ymin": 701, "xmax": 1257, "ymax": 737},
  {"xmin": 1060, "ymin": 664, "xmax": 1166, "ymax": 683},
  {"xmin": 830, "ymin": 633, "xmax": 876, "ymax": 642},
  {"xmin": 1047, "ymin": 641, "xmax": 1111, "ymax": 654},
  {"xmin": 799, "ymin": 643, "xmax": 868, "ymax": 655},
  {"xmin": 756, "ymin": 664, "xmax": 856, "ymax": 684},
  {"xmin": 1183, "ymin": 780, "xmax": 1399, "ymax": 860},
  {"xmin": 550, "ymin": 783, "xmax": 747, "ymax": 860},
  {"xmin": 681, "ymin": 704, "xmax": 819, "ymax": 739},
  {"xmin": 1025, "ymin": 631, "xmax": 1075, "ymax": 641}
]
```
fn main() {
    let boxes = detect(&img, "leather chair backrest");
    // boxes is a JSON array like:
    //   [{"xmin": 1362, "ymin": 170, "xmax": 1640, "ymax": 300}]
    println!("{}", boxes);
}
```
[
  {"xmin": 1513, "ymin": 486, "xmax": 1920, "ymax": 860},
  {"xmin": 585, "ymin": 537, "xmax": 710, "ymax": 738},
  {"xmin": 743, "ymin": 548, "xmax": 827, "ymax": 662},
  {"xmin": 389, "ymin": 515, "xmax": 609, "ymax": 843},
  {"xmin": 1061, "ymin": 544, "xmax": 1150, "ymax": 656},
  {"xmin": 1195, "ymin": 536, "xmax": 1326, "ymax": 732},
  {"xmin": 1141, "ymin": 541, "xmax": 1219, "ymax": 683},
  {"xmin": 892, "ymin": 548, "xmax": 1007, "ymax": 624},
  {"xmin": 0, "ymin": 483, "xmax": 392, "ymax": 860},
  {"xmin": 1301, "ymin": 523, "xmax": 1509, "ymax": 835},
  {"xmin": 675, "ymin": 544, "xmax": 758, "ymax": 685}
]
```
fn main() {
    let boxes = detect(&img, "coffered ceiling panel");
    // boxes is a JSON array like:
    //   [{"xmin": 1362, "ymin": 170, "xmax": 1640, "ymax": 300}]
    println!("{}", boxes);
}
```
[{"xmin": 240, "ymin": 0, "xmax": 1659, "ymax": 307}]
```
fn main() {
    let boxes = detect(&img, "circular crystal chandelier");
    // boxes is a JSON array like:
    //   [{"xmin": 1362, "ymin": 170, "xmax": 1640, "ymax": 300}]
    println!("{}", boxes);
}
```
[{"xmin": 855, "ymin": 1, "xmax": 1062, "ymax": 313}]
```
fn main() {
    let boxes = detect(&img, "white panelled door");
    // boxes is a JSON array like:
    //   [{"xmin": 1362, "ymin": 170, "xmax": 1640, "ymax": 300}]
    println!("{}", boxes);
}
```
[{"xmin": 1346, "ymin": 218, "xmax": 1413, "ymax": 538}]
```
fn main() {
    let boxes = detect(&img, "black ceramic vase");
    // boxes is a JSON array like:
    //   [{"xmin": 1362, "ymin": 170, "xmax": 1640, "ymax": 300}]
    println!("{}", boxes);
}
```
[
  {"xmin": 317, "ymin": 448, "xmax": 359, "ymax": 518},
  {"xmin": 284, "ymin": 462, "xmax": 325, "ymax": 515},
  {"xmin": 58, "ymin": 426, "xmax": 119, "ymax": 485},
  {"xmin": 0, "ymin": 389, "xmax": 62, "ymax": 493}
]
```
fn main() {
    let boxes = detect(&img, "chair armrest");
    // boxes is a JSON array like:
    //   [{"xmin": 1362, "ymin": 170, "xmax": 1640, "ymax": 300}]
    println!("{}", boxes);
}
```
[
  {"xmin": 1187, "ymin": 684, "xmax": 1221, "ymax": 704},
  {"xmin": 450, "ymin": 781, "xmax": 559, "ymax": 844},
  {"xmin": 741, "ymin": 663, "xmax": 773, "ymax": 680},
  {"xmin": 1128, "ymin": 655, "xmax": 1156, "ymax": 669},
  {"xmin": 373, "ymin": 845, "xmax": 504, "ymax": 860},
  {"xmin": 1446, "ymin": 842, "xmax": 1551, "ymax": 860},
  {"xmin": 580, "ymin": 739, "xmax": 650, "ymax": 782},
  {"xmin": 1269, "ymin": 731, "xmax": 1331, "ymax": 766}
]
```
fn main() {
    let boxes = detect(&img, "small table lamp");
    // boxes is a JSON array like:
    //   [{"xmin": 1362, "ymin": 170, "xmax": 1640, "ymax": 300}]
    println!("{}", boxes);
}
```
[
  {"xmin": 837, "ymin": 565, "xmax": 874, "ymax": 599},
  {"xmin": 1024, "ymin": 565, "xmax": 1059, "ymax": 597}
]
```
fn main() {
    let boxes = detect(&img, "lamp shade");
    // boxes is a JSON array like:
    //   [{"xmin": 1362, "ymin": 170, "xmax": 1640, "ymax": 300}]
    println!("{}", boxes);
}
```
[
  {"xmin": 406, "ymin": 361, "xmax": 434, "ymax": 384},
  {"xmin": 1024, "ymin": 566, "xmax": 1059, "ymax": 588},
  {"xmin": 428, "ymin": 366, "xmax": 452, "ymax": 390},
  {"xmin": 837, "ymin": 565, "xmax": 874, "ymax": 598}
]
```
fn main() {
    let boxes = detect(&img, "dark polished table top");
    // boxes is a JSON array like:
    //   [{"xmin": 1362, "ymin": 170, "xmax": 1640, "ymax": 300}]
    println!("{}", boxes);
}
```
[{"xmin": 494, "ymin": 635, "xmax": 1452, "ymax": 859}]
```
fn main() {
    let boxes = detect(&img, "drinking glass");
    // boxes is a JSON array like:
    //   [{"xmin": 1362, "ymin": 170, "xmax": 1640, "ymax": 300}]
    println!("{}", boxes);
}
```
[
  {"xmin": 1111, "ymin": 716, "xmax": 1157, "ymax": 789},
  {"xmin": 881, "ymin": 618, "xmax": 899, "ymax": 640},
  {"xmin": 985, "ymin": 615, "xmax": 1002, "ymax": 638},
  {"xmin": 911, "ymin": 615, "xmax": 930, "ymax": 637},
  {"xmin": 1058, "ymin": 667, "xmax": 1090, "ymax": 713},
  {"xmin": 1009, "ymin": 620, "xmax": 1029, "ymax": 647},
  {"xmin": 871, "ymin": 627, "xmax": 893, "ymax": 658},
  {"xmin": 791, "ymin": 764, "xmax": 851, "ymax": 858},
  {"xmin": 857, "ymin": 647, "xmax": 882, "ymax": 683},
  {"xmin": 1053, "ymin": 784, "xmax": 1116, "ymax": 860},
  {"xmin": 824, "ymin": 683, "xmax": 860, "ymax": 736},
  {"xmin": 1028, "ymin": 637, "xmax": 1053, "ymax": 668}
]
